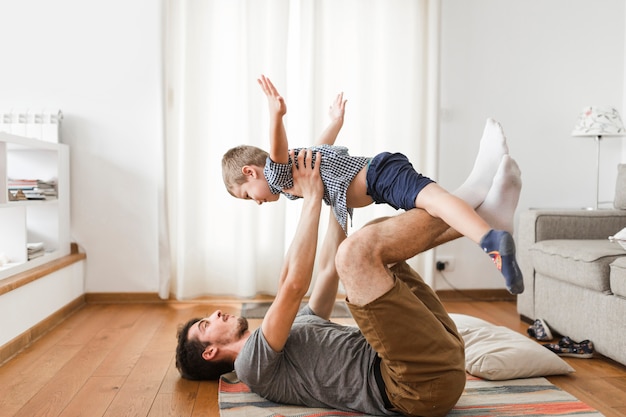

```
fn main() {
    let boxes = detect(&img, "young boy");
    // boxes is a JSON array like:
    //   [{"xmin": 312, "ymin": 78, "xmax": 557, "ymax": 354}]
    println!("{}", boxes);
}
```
[{"xmin": 222, "ymin": 75, "xmax": 523, "ymax": 294}]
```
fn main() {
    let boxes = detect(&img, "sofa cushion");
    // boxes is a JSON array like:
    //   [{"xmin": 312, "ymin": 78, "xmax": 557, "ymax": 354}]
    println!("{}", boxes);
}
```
[
  {"xmin": 610, "ymin": 257, "xmax": 626, "ymax": 298},
  {"xmin": 529, "ymin": 239, "xmax": 626, "ymax": 292}
]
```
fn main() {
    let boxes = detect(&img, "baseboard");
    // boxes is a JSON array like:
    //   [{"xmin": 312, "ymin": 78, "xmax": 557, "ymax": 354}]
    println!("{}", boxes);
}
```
[
  {"xmin": 436, "ymin": 289, "xmax": 515, "ymax": 302},
  {"xmin": 0, "ymin": 295, "xmax": 85, "ymax": 366},
  {"xmin": 85, "ymin": 291, "xmax": 516, "ymax": 304},
  {"xmin": 519, "ymin": 314, "xmax": 534, "ymax": 324},
  {"xmin": 84, "ymin": 292, "xmax": 166, "ymax": 303},
  {"xmin": 83, "ymin": 293, "xmax": 283, "ymax": 304}
]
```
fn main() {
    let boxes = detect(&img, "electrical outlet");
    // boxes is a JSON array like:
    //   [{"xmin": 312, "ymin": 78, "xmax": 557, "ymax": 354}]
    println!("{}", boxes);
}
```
[{"xmin": 435, "ymin": 256, "xmax": 455, "ymax": 272}]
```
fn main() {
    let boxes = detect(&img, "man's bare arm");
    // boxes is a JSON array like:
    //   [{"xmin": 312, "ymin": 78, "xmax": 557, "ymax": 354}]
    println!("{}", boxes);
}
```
[
  {"xmin": 306, "ymin": 92, "xmax": 347, "ymax": 319},
  {"xmin": 261, "ymin": 150, "xmax": 324, "ymax": 352},
  {"xmin": 308, "ymin": 210, "xmax": 345, "ymax": 320}
]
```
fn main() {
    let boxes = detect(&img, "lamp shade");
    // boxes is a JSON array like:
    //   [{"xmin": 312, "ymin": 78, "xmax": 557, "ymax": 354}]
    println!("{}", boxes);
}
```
[{"xmin": 572, "ymin": 106, "xmax": 626, "ymax": 137}]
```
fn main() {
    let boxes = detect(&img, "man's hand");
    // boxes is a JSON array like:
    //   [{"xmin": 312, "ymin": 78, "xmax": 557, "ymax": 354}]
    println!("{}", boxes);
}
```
[
  {"xmin": 258, "ymin": 74, "xmax": 286, "ymax": 119},
  {"xmin": 286, "ymin": 149, "xmax": 323, "ymax": 199}
]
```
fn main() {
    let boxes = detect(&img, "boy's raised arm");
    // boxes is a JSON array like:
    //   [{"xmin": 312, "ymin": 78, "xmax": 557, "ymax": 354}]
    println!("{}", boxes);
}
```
[
  {"xmin": 315, "ymin": 92, "xmax": 347, "ymax": 146},
  {"xmin": 258, "ymin": 75, "xmax": 289, "ymax": 164}
]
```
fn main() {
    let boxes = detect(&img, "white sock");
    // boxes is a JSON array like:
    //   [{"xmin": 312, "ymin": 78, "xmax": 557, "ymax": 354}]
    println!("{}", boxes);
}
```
[
  {"xmin": 476, "ymin": 155, "xmax": 522, "ymax": 234},
  {"xmin": 453, "ymin": 118, "xmax": 510, "ymax": 208}
]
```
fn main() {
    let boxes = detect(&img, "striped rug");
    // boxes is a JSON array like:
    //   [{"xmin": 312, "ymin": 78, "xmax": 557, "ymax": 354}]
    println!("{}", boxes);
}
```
[{"xmin": 219, "ymin": 372, "xmax": 604, "ymax": 417}]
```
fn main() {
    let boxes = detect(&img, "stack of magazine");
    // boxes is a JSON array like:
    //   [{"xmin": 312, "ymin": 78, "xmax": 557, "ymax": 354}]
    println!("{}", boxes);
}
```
[
  {"xmin": 27, "ymin": 242, "xmax": 45, "ymax": 260},
  {"xmin": 8, "ymin": 178, "xmax": 57, "ymax": 201}
]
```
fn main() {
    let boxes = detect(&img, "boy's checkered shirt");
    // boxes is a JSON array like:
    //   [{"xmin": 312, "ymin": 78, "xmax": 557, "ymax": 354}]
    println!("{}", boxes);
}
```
[{"xmin": 264, "ymin": 144, "xmax": 369, "ymax": 234}]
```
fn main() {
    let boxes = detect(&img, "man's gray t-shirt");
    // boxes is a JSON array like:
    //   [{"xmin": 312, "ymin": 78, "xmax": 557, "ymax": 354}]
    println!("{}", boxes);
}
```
[{"xmin": 233, "ymin": 306, "xmax": 396, "ymax": 415}]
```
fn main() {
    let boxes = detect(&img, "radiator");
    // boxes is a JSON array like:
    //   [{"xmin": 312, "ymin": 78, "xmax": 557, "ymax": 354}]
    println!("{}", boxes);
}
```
[{"xmin": 0, "ymin": 110, "xmax": 62, "ymax": 143}]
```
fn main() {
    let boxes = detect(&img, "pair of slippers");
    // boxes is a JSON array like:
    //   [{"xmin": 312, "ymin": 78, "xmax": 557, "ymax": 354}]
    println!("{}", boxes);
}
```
[{"xmin": 527, "ymin": 318, "xmax": 594, "ymax": 358}]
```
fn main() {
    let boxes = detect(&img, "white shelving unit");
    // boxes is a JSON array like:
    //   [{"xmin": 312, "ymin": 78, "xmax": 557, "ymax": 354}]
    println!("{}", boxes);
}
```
[{"xmin": 0, "ymin": 132, "xmax": 70, "ymax": 281}]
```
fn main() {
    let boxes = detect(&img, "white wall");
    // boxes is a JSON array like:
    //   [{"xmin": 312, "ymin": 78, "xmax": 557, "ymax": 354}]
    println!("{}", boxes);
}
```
[
  {"xmin": 0, "ymin": 0, "xmax": 624, "ymax": 296},
  {"xmin": 437, "ymin": 0, "xmax": 626, "ymax": 290},
  {"xmin": 0, "ymin": 0, "xmax": 163, "ymax": 293}
]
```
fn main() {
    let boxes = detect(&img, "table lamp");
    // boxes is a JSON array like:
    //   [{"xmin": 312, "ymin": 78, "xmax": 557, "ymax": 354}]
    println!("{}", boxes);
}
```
[{"xmin": 572, "ymin": 106, "xmax": 625, "ymax": 209}]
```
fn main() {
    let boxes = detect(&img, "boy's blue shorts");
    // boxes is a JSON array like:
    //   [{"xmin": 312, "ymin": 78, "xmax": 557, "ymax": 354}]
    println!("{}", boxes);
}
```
[{"xmin": 366, "ymin": 152, "xmax": 435, "ymax": 210}]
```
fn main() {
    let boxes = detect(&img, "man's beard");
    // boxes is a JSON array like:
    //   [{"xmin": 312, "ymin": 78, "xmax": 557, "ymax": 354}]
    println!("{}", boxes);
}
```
[{"xmin": 236, "ymin": 316, "xmax": 249, "ymax": 338}]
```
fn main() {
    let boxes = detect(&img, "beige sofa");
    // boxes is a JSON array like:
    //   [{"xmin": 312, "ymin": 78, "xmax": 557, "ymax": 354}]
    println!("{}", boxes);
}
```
[{"xmin": 517, "ymin": 165, "xmax": 626, "ymax": 367}]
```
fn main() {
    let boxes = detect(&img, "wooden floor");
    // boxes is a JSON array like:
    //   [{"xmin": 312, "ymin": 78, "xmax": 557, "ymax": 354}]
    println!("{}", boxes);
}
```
[{"xmin": 1, "ymin": 299, "xmax": 625, "ymax": 417}]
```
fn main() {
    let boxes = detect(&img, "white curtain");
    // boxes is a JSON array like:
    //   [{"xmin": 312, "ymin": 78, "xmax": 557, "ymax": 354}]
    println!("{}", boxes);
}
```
[{"xmin": 163, "ymin": 0, "xmax": 440, "ymax": 300}]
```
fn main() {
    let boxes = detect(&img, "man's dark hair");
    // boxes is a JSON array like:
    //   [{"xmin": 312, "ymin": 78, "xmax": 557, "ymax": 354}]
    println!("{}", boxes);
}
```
[{"xmin": 175, "ymin": 318, "xmax": 234, "ymax": 380}]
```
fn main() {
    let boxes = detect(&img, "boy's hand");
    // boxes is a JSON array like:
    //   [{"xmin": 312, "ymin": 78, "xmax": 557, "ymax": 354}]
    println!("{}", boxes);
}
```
[
  {"xmin": 328, "ymin": 92, "xmax": 346, "ymax": 124},
  {"xmin": 290, "ymin": 149, "xmax": 323, "ymax": 200},
  {"xmin": 258, "ymin": 75, "xmax": 286, "ymax": 118},
  {"xmin": 314, "ymin": 92, "xmax": 346, "ymax": 147}
]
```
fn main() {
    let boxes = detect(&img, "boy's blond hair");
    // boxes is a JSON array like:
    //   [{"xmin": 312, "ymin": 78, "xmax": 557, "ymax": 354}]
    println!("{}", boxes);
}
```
[{"xmin": 222, "ymin": 145, "xmax": 269, "ymax": 196}]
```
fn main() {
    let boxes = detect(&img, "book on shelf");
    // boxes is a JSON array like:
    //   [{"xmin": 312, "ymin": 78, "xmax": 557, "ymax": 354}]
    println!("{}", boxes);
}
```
[
  {"xmin": 27, "ymin": 242, "xmax": 45, "ymax": 260},
  {"xmin": 8, "ymin": 178, "xmax": 57, "ymax": 200}
]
